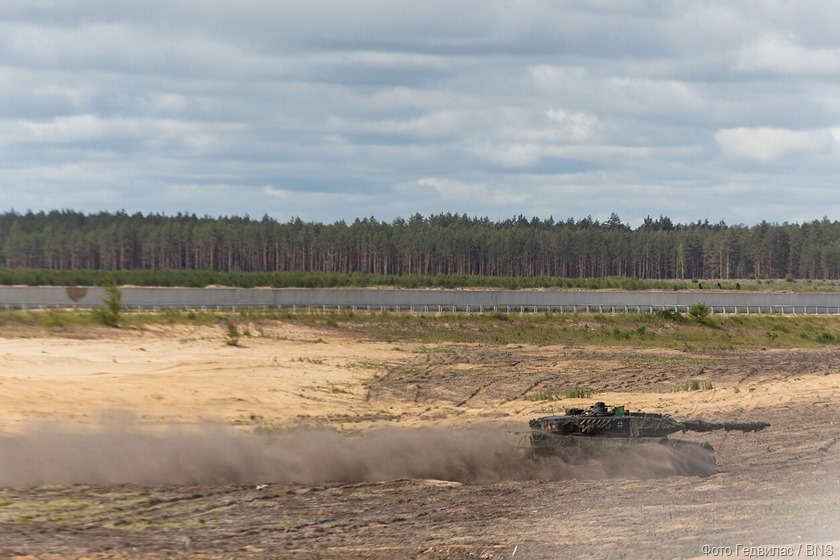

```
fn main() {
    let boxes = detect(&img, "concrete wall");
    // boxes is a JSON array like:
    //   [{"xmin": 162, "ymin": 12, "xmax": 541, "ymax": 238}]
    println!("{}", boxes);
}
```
[{"xmin": 2, "ymin": 286, "xmax": 840, "ymax": 313}]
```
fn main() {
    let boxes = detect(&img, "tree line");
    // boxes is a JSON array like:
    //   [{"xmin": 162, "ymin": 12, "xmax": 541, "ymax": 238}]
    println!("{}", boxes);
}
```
[{"xmin": 2, "ymin": 210, "xmax": 840, "ymax": 281}]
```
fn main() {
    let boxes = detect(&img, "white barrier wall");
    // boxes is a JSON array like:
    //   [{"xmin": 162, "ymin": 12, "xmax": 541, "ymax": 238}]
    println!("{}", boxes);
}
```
[{"xmin": 2, "ymin": 286, "xmax": 840, "ymax": 313}]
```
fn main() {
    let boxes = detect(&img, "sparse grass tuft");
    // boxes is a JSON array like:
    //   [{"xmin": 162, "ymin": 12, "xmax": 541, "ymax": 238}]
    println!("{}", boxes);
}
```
[
  {"xmin": 292, "ymin": 357, "xmax": 324, "ymax": 364},
  {"xmin": 327, "ymin": 382, "xmax": 352, "ymax": 394},
  {"xmin": 673, "ymin": 379, "xmax": 713, "ymax": 392},
  {"xmin": 524, "ymin": 390, "xmax": 558, "ymax": 402},
  {"xmin": 565, "ymin": 385, "xmax": 595, "ymax": 399},
  {"xmin": 365, "ymin": 372, "xmax": 384, "ymax": 388},
  {"xmin": 347, "ymin": 361, "xmax": 381, "ymax": 370}
]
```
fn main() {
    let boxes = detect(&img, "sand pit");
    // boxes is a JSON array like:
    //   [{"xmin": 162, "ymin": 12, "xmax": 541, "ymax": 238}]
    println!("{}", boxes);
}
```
[{"xmin": 0, "ymin": 323, "xmax": 408, "ymax": 430}]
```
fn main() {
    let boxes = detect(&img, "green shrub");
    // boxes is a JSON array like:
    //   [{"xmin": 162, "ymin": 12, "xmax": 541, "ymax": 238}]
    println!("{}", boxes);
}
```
[
  {"xmin": 655, "ymin": 309, "xmax": 684, "ymax": 321},
  {"xmin": 816, "ymin": 332, "xmax": 836, "ymax": 344},
  {"xmin": 92, "ymin": 282, "xmax": 122, "ymax": 327},
  {"xmin": 224, "ymin": 321, "xmax": 240, "ymax": 346},
  {"xmin": 688, "ymin": 302, "xmax": 710, "ymax": 322}
]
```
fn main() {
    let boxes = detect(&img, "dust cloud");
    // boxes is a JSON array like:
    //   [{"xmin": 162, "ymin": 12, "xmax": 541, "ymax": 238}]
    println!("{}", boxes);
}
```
[{"xmin": 0, "ymin": 412, "xmax": 712, "ymax": 486}]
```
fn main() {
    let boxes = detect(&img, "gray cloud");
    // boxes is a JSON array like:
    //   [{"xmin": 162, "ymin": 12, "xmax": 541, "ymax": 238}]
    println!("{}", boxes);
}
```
[{"xmin": 2, "ymin": 0, "xmax": 840, "ymax": 226}]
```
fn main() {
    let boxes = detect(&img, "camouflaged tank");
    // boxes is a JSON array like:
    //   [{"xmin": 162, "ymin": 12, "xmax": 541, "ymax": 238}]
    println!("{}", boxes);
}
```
[{"xmin": 523, "ymin": 402, "xmax": 769, "ymax": 476}]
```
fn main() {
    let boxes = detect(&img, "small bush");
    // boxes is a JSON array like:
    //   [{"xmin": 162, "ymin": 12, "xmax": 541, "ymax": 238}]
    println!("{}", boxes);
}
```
[
  {"xmin": 688, "ymin": 302, "xmax": 710, "ymax": 322},
  {"xmin": 655, "ymin": 309, "xmax": 684, "ymax": 321},
  {"xmin": 224, "ymin": 321, "xmax": 240, "ymax": 346},
  {"xmin": 93, "ymin": 282, "xmax": 122, "ymax": 327},
  {"xmin": 816, "ymin": 332, "xmax": 836, "ymax": 344}
]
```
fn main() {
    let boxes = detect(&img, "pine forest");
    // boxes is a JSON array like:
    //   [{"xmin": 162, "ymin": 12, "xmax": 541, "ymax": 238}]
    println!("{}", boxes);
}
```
[{"xmin": 2, "ymin": 210, "xmax": 840, "ymax": 286}]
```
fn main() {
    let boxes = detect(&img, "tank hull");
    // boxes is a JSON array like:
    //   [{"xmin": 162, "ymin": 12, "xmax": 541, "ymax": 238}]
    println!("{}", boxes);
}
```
[{"xmin": 528, "ymin": 433, "xmax": 717, "ymax": 477}]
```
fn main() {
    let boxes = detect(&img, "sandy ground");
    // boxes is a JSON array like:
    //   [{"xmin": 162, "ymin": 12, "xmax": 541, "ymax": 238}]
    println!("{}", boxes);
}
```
[
  {"xmin": 1, "ymin": 321, "xmax": 839, "ymax": 559},
  {"xmin": 0, "ymin": 322, "xmax": 416, "ymax": 431}
]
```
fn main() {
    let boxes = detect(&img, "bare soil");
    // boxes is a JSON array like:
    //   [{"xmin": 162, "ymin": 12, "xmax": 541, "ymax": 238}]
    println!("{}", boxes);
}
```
[{"xmin": 1, "ymin": 321, "xmax": 839, "ymax": 559}]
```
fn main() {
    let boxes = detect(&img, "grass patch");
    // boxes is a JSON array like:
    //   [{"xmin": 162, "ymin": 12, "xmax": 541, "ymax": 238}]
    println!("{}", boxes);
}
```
[
  {"xmin": 0, "ymin": 309, "xmax": 99, "ymax": 329},
  {"xmin": 654, "ymin": 309, "xmax": 685, "ymax": 322},
  {"xmin": 3, "ymin": 307, "xmax": 840, "ymax": 351},
  {"xmin": 565, "ymin": 385, "xmax": 595, "ymax": 399},
  {"xmin": 816, "ymin": 331, "xmax": 836, "ymax": 344},
  {"xmin": 524, "ymin": 390, "xmax": 558, "ymax": 402}
]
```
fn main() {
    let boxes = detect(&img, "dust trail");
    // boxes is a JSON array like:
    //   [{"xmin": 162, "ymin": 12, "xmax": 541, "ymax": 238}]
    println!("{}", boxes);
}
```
[{"xmin": 0, "ymin": 412, "xmax": 710, "ymax": 486}]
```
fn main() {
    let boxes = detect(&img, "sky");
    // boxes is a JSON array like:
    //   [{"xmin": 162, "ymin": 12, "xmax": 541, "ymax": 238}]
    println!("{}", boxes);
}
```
[{"xmin": 2, "ymin": 1, "xmax": 840, "ymax": 228}]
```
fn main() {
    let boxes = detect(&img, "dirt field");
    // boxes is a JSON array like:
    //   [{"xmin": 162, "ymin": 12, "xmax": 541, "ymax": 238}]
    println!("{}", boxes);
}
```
[{"xmin": 1, "ymin": 320, "xmax": 839, "ymax": 559}]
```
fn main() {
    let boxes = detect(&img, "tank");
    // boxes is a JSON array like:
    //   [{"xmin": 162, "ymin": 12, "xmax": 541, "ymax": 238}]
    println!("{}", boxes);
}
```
[{"xmin": 521, "ymin": 401, "xmax": 769, "ymax": 476}]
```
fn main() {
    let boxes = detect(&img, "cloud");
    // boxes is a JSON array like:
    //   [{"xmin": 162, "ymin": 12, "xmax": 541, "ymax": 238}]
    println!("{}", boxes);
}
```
[
  {"xmin": 2, "ymin": 1, "xmax": 840, "ymax": 226},
  {"xmin": 734, "ymin": 34, "xmax": 840, "ymax": 75},
  {"xmin": 715, "ymin": 127, "xmax": 834, "ymax": 161},
  {"xmin": 416, "ymin": 177, "xmax": 530, "ymax": 208},
  {"xmin": 545, "ymin": 109, "xmax": 600, "ymax": 142},
  {"xmin": 417, "ymin": 177, "xmax": 490, "ymax": 202}
]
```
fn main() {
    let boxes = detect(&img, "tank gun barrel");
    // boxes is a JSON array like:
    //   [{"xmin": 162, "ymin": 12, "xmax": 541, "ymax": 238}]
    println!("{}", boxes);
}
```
[{"xmin": 679, "ymin": 420, "xmax": 770, "ymax": 433}]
